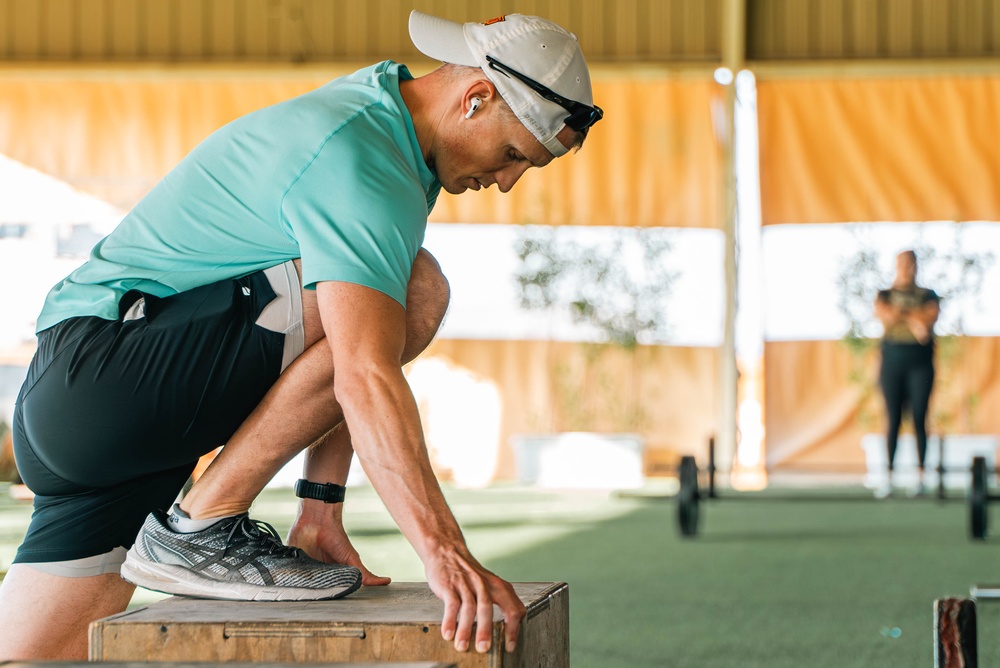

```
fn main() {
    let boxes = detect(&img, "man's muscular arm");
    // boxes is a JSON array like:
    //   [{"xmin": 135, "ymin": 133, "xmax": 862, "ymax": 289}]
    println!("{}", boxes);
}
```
[{"xmin": 316, "ymin": 280, "xmax": 525, "ymax": 655}]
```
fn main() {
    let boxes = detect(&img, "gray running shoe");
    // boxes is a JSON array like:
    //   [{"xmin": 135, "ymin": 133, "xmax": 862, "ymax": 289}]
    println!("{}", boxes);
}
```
[{"xmin": 121, "ymin": 510, "xmax": 362, "ymax": 601}]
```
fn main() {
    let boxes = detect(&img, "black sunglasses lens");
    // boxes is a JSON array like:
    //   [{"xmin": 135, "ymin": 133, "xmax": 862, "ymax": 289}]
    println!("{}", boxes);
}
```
[{"xmin": 566, "ymin": 106, "xmax": 604, "ymax": 132}]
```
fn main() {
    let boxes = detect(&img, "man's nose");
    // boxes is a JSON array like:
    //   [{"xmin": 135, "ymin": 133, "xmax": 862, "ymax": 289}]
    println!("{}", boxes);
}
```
[{"xmin": 495, "ymin": 163, "xmax": 532, "ymax": 193}]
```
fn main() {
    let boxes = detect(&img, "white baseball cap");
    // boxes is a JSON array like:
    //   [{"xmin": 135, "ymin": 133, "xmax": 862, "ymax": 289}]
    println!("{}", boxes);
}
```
[{"xmin": 408, "ymin": 10, "xmax": 602, "ymax": 157}]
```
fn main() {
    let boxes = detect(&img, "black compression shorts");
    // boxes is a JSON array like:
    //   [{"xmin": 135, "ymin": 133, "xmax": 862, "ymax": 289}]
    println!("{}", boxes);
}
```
[{"xmin": 12, "ymin": 269, "xmax": 287, "ymax": 564}]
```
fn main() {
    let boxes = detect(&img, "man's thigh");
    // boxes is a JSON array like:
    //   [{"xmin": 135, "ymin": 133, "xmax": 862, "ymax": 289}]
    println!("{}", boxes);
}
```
[{"xmin": 12, "ymin": 263, "xmax": 302, "ymax": 565}]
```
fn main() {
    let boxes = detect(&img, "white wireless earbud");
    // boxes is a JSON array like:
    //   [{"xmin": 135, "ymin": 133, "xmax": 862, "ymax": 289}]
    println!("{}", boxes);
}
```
[{"xmin": 465, "ymin": 97, "xmax": 483, "ymax": 119}]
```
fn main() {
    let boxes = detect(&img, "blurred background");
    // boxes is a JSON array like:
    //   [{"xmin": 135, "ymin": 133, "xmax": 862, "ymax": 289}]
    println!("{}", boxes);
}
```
[{"xmin": 1, "ymin": 2, "xmax": 1000, "ymax": 666}]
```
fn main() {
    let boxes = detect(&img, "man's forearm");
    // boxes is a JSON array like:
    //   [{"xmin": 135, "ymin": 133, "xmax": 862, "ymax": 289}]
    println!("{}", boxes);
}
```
[
  {"xmin": 316, "ymin": 274, "xmax": 523, "ymax": 654},
  {"xmin": 336, "ymin": 363, "xmax": 466, "ymax": 561},
  {"xmin": 302, "ymin": 423, "xmax": 354, "ymax": 486},
  {"xmin": 292, "ymin": 424, "xmax": 354, "ymax": 528}
]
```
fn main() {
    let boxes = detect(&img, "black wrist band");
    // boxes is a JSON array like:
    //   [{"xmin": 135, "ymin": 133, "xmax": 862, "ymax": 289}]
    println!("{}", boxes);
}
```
[{"xmin": 294, "ymin": 479, "xmax": 346, "ymax": 504}]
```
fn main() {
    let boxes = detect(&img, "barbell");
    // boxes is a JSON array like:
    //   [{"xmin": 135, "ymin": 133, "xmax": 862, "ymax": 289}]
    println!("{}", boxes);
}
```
[
  {"xmin": 677, "ymin": 455, "xmax": 701, "ymax": 537},
  {"xmin": 969, "ymin": 456, "xmax": 994, "ymax": 540},
  {"xmin": 676, "ymin": 453, "xmax": 993, "ymax": 539}
]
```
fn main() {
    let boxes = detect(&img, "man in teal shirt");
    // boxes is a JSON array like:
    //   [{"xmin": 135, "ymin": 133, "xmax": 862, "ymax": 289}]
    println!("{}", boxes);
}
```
[
  {"xmin": 0, "ymin": 10, "xmax": 602, "ymax": 661},
  {"xmin": 38, "ymin": 60, "xmax": 436, "ymax": 329}
]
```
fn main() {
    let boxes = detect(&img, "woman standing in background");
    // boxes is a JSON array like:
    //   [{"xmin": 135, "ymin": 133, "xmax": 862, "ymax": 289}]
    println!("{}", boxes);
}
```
[{"xmin": 873, "ymin": 250, "xmax": 940, "ymax": 498}]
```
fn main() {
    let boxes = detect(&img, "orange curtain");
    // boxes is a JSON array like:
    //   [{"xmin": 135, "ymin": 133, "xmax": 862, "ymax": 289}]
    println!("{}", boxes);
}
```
[
  {"xmin": 758, "ymin": 76, "xmax": 1000, "ymax": 226},
  {"xmin": 430, "ymin": 75, "xmax": 722, "ymax": 228},
  {"xmin": 764, "ymin": 338, "xmax": 1000, "ymax": 468},
  {"xmin": 0, "ymin": 67, "xmax": 721, "ymax": 228},
  {"xmin": 421, "ymin": 339, "xmax": 719, "ymax": 479},
  {"xmin": 0, "ymin": 70, "xmax": 346, "ymax": 210}
]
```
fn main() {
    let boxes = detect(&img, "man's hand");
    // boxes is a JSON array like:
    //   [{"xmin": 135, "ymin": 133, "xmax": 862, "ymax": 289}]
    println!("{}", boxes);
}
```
[
  {"xmin": 425, "ymin": 546, "xmax": 526, "ymax": 654},
  {"xmin": 287, "ymin": 500, "xmax": 390, "ymax": 586}
]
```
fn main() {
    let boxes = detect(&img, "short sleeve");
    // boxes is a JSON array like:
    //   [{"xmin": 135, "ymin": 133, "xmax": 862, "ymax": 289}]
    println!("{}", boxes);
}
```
[{"xmin": 281, "ymin": 123, "xmax": 428, "ymax": 306}]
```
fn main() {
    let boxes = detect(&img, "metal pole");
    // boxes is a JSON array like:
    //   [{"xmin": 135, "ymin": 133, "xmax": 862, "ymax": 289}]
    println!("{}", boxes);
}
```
[
  {"xmin": 938, "ymin": 434, "xmax": 946, "ymax": 500},
  {"xmin": 716, "ymin": 0, "xmax": 745, "ymax": 475},
  {"xmin": 708, "ymin": 436, "xmax": 717, "ymax": 499}
]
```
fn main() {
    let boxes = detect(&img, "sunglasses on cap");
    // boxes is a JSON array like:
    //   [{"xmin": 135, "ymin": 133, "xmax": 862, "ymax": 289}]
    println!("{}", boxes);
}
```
[{"xmin": 486, "ymin": 55, "xmax": 604, "ymax": 133}]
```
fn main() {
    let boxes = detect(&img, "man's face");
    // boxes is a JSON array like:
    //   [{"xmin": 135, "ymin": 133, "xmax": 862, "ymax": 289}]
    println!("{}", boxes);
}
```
[{"xmin": 431, "ymin": 107, "xmax": 571, "ymax": 195}]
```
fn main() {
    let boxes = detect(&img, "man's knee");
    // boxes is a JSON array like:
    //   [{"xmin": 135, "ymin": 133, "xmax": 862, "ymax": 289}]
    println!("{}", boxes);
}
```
[
  {"xmin": 0, "ymin": 564, "xmax": 133, "ymax": 660},
  {"xmin": 404, "ymin": 249, "xmax": 451, "ymax": 359}
]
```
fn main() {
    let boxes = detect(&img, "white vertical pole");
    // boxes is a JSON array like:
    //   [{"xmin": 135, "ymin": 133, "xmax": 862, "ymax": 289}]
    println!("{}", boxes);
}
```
[{"xmin": 716, "ymin": 0, "xmax": 746, "ymax": 474}]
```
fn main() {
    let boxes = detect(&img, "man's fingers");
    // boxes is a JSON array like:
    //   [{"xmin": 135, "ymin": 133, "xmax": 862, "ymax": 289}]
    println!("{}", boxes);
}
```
[
  {"xmin": 360, "ymin": 570, "xmax": 391, "ymax": 586},
  {"xmin": 345, "ymin": 554, "xmax": 391, "ymax": 587},
  {"xmin": 492, "ymin": 580, "xmax": 526, "ymax": 652},
  {"xmin": 428, "ymin": 560, "xmax": 522, "ymax": 653},
  {"xmin": 453, "ymin": 581, "xmax": 476, "ymax": 652},
  {"xmin": 440, "ymin": 591, "xmax": 460, "ymax": 643},
  {"xmin": 474, "ymin": 595, "xmax": 495, "ymax": 653}
]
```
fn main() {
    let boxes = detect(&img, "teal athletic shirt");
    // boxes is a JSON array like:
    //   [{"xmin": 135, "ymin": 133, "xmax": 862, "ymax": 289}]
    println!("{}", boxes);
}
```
[{"xmin": 36, "ymin": 61, "xmax": 440, "ymax": 333}]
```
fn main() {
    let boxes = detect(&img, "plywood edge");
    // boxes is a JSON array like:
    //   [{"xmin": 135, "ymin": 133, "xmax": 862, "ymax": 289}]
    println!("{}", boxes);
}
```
[
  {"xmin": 86, "ymin": 623, "xmax": 101, "ymax": 661},
  {"xmin": 95, "ymin": 605, "xmax": 151, "ymax": 622},
  {"xmin": 524, "ymin": 582, "xmax": 568, "ymax": 621},
  {"xmin": 222, "ymin": 622, "xmax": 366, "ymax": 639},
  {"xmin": 89, "ymin": 606, "xmax": 150, "ymax": 660}
]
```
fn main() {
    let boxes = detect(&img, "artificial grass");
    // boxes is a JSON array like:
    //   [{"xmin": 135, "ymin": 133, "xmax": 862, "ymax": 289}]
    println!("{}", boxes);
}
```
[
  {"xmin": 1, "ymin": 483, "xmax": 998, "ymax": 667},
  {"xmin": 485, "ymin": 493, "xmax": 1000, "ymax": 667}
]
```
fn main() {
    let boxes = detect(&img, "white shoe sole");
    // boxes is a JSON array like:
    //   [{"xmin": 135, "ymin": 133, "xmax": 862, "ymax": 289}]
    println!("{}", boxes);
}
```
[{"xmin": 120, "ymin": 547, "xmax": 361, "ymax": 601}]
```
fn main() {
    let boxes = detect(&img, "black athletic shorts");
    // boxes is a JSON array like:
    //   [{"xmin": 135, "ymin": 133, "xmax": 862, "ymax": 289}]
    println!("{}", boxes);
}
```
[{"xmin": 12, "ymin": 268, "xmax": 291, "ymax": 565}]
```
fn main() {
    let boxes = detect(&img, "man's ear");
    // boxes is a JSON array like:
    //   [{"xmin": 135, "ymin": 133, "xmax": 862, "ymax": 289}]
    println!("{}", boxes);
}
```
[{"xmin": 461, "ymin": 80, "xmax": 498, "ymax": 120}]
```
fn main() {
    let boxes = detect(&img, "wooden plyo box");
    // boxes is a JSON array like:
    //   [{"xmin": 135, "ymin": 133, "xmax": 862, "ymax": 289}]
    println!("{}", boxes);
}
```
[
  {"xmin": 90, "ymin": 582, "xmax": 569, "ymax": 668},
  {"xmin": 4, "ymin": 663, "xmax": 452, "ymax": 668}
]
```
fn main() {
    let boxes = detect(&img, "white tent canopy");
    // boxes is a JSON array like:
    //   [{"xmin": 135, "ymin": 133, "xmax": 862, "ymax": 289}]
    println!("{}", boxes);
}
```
[
  {"xmin": 0, "ymin": 153, "xmax": 122, "ymax": 227},
  {"xmin": 0, "ymin": 154, "xmax": 123, "ymax": 357}
]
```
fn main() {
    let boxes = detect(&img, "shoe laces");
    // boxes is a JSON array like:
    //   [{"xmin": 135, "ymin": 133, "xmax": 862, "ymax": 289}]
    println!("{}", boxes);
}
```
[{"xmin": 222, "ymin": 515, "xmax": 302, "ymax": 559}]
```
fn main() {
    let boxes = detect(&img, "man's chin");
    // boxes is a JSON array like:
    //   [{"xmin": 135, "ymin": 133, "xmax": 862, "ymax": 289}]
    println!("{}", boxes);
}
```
[{"xmin": 442, "ymin": 182, "xmax": 469, "ymax": 195}]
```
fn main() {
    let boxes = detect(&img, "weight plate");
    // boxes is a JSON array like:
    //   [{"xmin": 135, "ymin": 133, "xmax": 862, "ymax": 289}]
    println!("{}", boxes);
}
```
[
  {"xmin": 970, "ymin": 456, "xmax": 988, "ymax": 540},
  {"xmin": 678, "ymin": 455, "xmax": 700, "ymax": 537}
]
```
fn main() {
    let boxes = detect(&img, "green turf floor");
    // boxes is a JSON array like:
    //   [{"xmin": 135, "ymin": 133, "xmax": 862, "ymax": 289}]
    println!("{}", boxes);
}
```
[{"xmin": 1, "ymin": 483, "xmax": 998, "ymax": 667}]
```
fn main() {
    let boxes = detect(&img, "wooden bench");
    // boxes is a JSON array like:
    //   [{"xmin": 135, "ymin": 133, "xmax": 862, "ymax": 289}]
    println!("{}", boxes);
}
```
[{"xmin": 90, "ymin": 582, "xmax": 569, "ymax": 668}]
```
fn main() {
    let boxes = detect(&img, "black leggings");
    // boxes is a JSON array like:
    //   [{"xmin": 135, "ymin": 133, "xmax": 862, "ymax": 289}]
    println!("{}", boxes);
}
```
[{"xmin": 879, "ymin": 342, "xmax": 935, "ymax": 471}]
